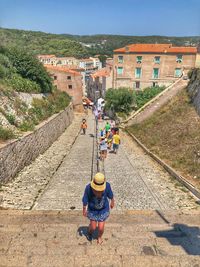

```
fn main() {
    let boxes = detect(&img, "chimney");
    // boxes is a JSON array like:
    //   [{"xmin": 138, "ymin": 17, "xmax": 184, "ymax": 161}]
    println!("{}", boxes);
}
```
[{"xmin": 125, "ymin": 46, "xmax": 129, "ymax": 52}]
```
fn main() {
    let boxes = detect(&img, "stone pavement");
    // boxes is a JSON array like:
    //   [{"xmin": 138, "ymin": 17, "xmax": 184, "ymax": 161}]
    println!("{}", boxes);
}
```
[
  {"xmin": 0, "ymin": 113, "xmax": 85, "ymax": 209},
  {"xmin": 33, "ymin": 113, "xmax": 96, "ymax": 210},
  {"xmin": 0, "ymin": 210, "xmax": 200, "ymax": 267},
  {"xmin": 98, "ymin": 120, "xmax": 199, "ymax": 210},
  {"xmin": 1, "ymin": 113, "xmax": 199, "ymax": 211}
]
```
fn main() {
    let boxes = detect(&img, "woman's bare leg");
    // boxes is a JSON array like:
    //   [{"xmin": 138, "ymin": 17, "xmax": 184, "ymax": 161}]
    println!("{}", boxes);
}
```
[
  {"xmin": 89, "ymin": 220, "xmax": 97, "ymax": 234},
  {"xmin": 97, "ymin": 221, "xmax": 105, "ymax": 244}
]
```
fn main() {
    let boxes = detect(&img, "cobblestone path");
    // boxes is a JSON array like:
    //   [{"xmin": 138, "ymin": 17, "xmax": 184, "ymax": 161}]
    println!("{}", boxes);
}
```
[
  {"xmin": 0, "ymin": 113, "xmax": 85, "ymax": 209},
  {"xmin": 34, "ymin": 113, "xmax": 96, "ymax": 210},
  {"xmin": 98, "ymin": 121, "xmax": 199, "ymax": 210},
  {"xmin": 0, "ymin": 114, "xmax": 199, "ymax": 211}
]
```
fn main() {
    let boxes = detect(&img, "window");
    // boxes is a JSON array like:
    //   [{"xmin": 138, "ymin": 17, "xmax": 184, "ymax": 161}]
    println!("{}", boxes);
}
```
[
  {"xmin": 53, "ymin": 76, "xmax": 57, "ymax": 80},
  {"xmin": 175, "ymin": 68, "xmax": 182, "ymax": 77},
  {"xmin": 152, "ymin": 82, "xmax": 158, "ymax": 87},
  {"xmin": 135, "ymin": 68, "xmax": 142, "ymax": 79},
  {"xmin": 176, "ymin": 55, "xmax": 183, "ymax": 63},
  {"xmin": 118, "ymin": 56, "xmax": 123, "ymax": 63},
  {"xmin": 67, "ymin": 76, "xmax": 71, "ymax": 80},
  {"xmin": 154, "ymin": 56, "xmax": 160, "ymax": 64},
  {"xmin": 136, "ymin": 56, "xmax": 142, "ymax": 63},
  {"xmin": 68, "ymin": 85, "xmax": 73, "ymax": 89},
  {"xmin": 135, "ymin": 81, "xmax": 140, "ymax": 89},
  {"xmin": 153, "ymin": 68, "xmax": 159, "ymax": 79},
  {"xmin": 117, "ymin": 67, "xmax": 123, "ymax": 75}
]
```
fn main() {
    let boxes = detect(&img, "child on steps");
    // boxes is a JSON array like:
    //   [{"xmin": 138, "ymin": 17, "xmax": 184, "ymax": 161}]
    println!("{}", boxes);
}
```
[{"xmin": 82, "ymin": 173, "xmax": 115, "ymax": 244}]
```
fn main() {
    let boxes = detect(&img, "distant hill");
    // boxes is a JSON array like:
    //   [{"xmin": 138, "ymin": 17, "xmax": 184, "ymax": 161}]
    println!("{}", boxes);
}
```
[
  {"xmin": 0, "ymin": 28, "xmax": 89, "ymax": 58},
  {"xmin": 0, "ymin": 27, "xmax": 200, "ymax": 57},
  {"xmin": 70, "ymin": 34, "xmax": 200, "ymax": 56}
]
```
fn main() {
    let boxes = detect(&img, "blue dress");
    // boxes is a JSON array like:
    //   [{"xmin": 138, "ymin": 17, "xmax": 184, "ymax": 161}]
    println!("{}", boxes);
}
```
[{"xmin": 82, "ymin": 182, "xmax": 114, "ymax": 222}]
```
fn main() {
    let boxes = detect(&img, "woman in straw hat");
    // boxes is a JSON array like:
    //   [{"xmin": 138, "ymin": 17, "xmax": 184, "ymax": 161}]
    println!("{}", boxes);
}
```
[{"xmin": 82, "ymin": 172, "xmax": 114, "ymax": 244}]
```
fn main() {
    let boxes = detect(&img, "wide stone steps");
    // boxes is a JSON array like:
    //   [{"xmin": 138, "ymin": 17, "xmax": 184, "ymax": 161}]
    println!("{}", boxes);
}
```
[{"xmin": 0, "ymin": 210, "xmax": 200, "ymax": 267}]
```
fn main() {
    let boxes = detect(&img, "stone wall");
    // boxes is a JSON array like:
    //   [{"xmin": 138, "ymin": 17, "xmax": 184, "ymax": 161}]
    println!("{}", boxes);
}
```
[
  {"xmin": 0, "ymin": 104, "xmax": 74, "ymax": 183},
  {"xmin": 187, "ymin": 68, "xmax": 200, "ymax": 116}
]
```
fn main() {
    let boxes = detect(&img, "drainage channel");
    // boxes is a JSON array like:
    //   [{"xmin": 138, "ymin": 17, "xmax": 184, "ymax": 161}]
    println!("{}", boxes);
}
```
[{"xmin": 91, "ymin": 117, "xmax": 100, "ymax": 181}]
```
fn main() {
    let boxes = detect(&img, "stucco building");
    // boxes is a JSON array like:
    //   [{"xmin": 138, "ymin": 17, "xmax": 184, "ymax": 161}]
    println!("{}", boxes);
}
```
[
  {"xmin": 86, "ymin": 67, "xmax": 113, "ymax": 101},
  {"xmin": 38, "ymin": 55, "xmax": 79, "ymax": 67},
  {"xmin": 38, "ymin": 55, "xmax": 103, "ymax": 96},
  {"xmin": 113, "ymin": 44, "xmax": 197, "ymax": 89},
  {"xmin": 45, "ymin": 65, "xmax": 83, "ymax": 109}
]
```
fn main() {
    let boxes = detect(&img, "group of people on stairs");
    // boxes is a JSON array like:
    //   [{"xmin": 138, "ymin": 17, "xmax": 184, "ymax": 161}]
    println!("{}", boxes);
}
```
[{"xmin": 80, "ymin": 113, "xmax": 119, "ymax": 245}]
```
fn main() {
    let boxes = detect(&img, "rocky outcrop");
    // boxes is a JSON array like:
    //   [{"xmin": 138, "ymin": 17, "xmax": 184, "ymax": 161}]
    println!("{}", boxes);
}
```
[
  {"xmin": 187, "ymin": 68, "xmax": 200, "ymax": 116},
  {"xmin": 0, "ymin": 87, "xmax": 45, "ymax": 130}
]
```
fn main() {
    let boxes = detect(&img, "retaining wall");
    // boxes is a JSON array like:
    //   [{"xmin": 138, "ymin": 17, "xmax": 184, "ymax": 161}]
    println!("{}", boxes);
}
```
[
  {"xmin": 0, "ymin": 103, "xmax": 74, "ymax": 183},
  {"xmin": 187, "ymin": 68, "xmax": 200, "ymax": 116}
]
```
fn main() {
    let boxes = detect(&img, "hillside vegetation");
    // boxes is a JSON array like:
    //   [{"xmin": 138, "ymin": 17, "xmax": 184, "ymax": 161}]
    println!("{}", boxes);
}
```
[
  {"xmin": 128, "ymin": 88, "xmax": 200, "ymax": 189},
  {"xmin": 0, "ymin": 28, "xmax": 89, "ymax": 58},
  {"xmin": 0, "ymin": 84, "xmax": 70, "ymax": 142},
  {"xmin": 75, "ymin": 34, "xmax": 200, "ymax": 57},
  {"xmin": 0, "ymin": 46, "xmax": 53, "ymax": 93},
  {"xmin": 105, "ymin": 86, "xmax": 165, "ymax": 119},
  {"xmin": 1, "ymin": 27, "xmax": 200, "ymax": 57},
  {"xmin": 0, "ymin": 46, "xmax": 71, "ymax": 142}
]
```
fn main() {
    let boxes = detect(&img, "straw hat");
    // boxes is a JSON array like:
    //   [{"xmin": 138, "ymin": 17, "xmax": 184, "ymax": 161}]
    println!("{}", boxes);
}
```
[{"xmin": 91, "ymin": 173, "xmax": 106, "ymax": 192}]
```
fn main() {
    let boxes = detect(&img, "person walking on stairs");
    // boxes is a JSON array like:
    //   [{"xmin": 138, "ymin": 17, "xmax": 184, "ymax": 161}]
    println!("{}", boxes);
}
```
[
  {"xmin": 99, "ymin": 136, "xmax": 108, "ymax": 160},
  {"xmin": 82, "ymin": 173, "xmax": 115, "ymax": 244},
  {"xmin": 81, "ymin": 119, "xmax": 87, "ymax": 135},
  {"xmin": 112, "ymin": 130, "xmax": 120, "ymax": 154},
  {"xmin": 107, "ymin": 129, "xmax": 113, "ymax": 150},
  {"xmin": 104, "ymin": 121, "xmax": 111, "ymax": 135}
]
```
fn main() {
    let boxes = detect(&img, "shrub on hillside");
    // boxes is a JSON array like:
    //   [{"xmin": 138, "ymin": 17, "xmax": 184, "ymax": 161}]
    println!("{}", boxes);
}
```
[
  {"xmin": 0, "ymin": 126, "xmax": 15, "ymax": 140},
  {"xmin": 5, "ymin": 47, "xmax": 53, "ymax": 93},
  {"xmin": 5, "ymin": 74, "xmax": 41, "ymax": 93},
  {"xmin": 0, "ymin": 65, "xmax": 8, "ymax": 79},
  {"xmin": 134, "ymin": 86, "xmax": 165, "ymax": 109},
  {"xmin": 18, "ymin": 120, "xmax": 35, "ymax": 132},
  {"xmin": 29, "ymin": 90, "xmax": 71, "ymax": 123},
  {"xmin": 5, "ymin": 113, "xmax": 16, "ymax": 125},
  {"xmin": 49, "ymin": 90, "xmax": 71, "ymax": 113}
]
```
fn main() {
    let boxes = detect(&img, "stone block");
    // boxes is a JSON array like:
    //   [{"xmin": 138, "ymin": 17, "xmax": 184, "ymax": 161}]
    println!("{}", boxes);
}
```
[
  {"xmin": 0, "ymin": 255, "xmax": 27, "ymax": 267},
  {"xmin": 29, "ymin": 255, "xmax": 74, "ymax": 267}
]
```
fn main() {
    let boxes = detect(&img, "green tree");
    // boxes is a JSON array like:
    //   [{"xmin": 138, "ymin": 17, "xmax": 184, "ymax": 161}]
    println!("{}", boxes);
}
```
[
  {"xmin": 5, "ymin": 73, "xmax": 41, "ymax": 93},
  {"xmin": 98, "ymin": 55, "xmax": 107, "ymax": 67},
  {"xmin": 105, "ymin": 88, "xmax": 135, "ymax": 113},
  {"xmin": 5, "ymin": 47, "xmax": 53, "ymax": 93}
]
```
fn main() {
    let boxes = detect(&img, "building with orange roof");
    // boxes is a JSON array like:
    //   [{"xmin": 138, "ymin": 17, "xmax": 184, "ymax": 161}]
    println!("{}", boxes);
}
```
[
  {"xmin": 37, "ymin": 55, "xmax": 56, "ymax": 65},
  {"xmin": 45, "ymin": 65, "xmax": 83, "ymax": 109},
  {"xmin": 113, "ymin": 43, "xmax": 198, "ymax": 89},
  {"xmin": 86, "ymin": 66, "xmax": 113, "ymax": 101},
  {"xmin": 38, "ymin": 55, "xmax": 102, "ymax": 96},
  {"xmin": 37, "ymin": 55, "xmax": 79, "ymax": 67}
]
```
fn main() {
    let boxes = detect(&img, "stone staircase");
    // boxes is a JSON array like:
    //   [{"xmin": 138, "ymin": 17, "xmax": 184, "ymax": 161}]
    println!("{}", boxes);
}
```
[{"xmin": 0, "ymin": 210, "xmax": 200, "ymax": 267}]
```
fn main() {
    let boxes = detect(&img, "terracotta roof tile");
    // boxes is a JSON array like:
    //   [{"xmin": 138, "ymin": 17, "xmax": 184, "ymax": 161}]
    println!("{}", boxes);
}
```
[
  {"xmin": 80, "ymin": 58, "xmax": 94, "ymax": 62},
  {"xmin": 91, "ymin": 68, "xmax": 111, "ymax": 78},
  {"xmin": 44, "ymin": 65, "xmax": 81, "ymax": 76},
  {"xmin": 37, "ymin": 54, "xmax": 56, "ymax": 58},
  {"xmin": 114, "ymin": 44, "xmax": 197, "ymax": 54}
]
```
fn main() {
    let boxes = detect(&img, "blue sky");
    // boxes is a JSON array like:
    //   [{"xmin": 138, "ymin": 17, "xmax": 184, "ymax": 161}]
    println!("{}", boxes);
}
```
[{"xmin": 0, "ymin": 0, "xmax": 200, "ymax": 36}]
